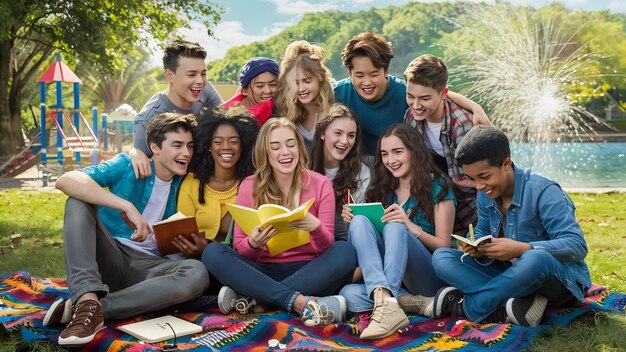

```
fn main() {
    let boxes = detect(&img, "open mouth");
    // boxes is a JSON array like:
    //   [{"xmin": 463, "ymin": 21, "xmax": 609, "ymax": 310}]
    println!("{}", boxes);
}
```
[
  {"xmin": 279, "ymin": 158, "xmax": 293, "ymax": 164},
  {"xmin": 334, "ymin": 144, "xmax": 349, "ymax": 153},
  {"xmin": 191, "ymin": 86, "xmax": 202, "ymax": 96},
  {"xmin": 361, "ymin": 86, "xmax": 375, "ymax": 95},
  {"xmin": 388, "ymin": 163, "xmax": 402, "ymax": 171},
  {"xmin": 175, "ymin": 159, "xmax": 189, "ymax": 167},
  {"xmin": 219, "ymin": 153, "xmax": 234, "ymax": 162}
]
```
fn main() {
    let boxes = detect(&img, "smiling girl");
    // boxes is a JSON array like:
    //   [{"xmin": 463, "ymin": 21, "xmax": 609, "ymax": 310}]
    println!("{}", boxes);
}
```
[
  {"xmin": 202, "ymin": 117, "xmax": 357, "ymax": 326},
  {"xmin": 276, "ymin": 41, "xmax": 335, "ymax": 154},
  {"xmin": 223, "ymin": 57, "xmax": 280, "ymax": 127},
  {"xmin": 175, "ymin": 109, "xmax": 259, "ymax": 257},
  {"xmin": 310, "ymin": 104, "xmax": 370, "ymax": 241},
  {"xmin": 339, "ymin": 123, "xmax": 456, "ymax": 339}
]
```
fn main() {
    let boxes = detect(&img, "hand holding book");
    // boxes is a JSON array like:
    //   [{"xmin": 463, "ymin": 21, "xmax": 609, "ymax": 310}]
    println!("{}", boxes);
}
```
[{"xmin": 248, "ymin": 225, "xmax": 278, "ymax": 250}]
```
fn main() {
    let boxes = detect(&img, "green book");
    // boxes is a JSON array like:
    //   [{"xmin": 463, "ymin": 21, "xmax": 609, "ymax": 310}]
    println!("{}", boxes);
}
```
[{"xmin": 348, "ymin": 202, "xmax": 385, "ymax": 233}]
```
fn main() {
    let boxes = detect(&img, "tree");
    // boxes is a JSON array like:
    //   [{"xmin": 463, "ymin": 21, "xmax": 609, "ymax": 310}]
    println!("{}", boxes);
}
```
[
  {"xmin": 78, "ymin": 49, "xmax": 160, "ymax": 114},
  {"xmin": 0, "ymin": 0, "xmax": 221, "ymax": 162}
]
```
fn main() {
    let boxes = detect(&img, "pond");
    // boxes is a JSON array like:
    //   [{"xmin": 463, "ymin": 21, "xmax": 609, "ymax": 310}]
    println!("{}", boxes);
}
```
[{"xmin": 511, "ymin": 142, "xmax": 626, "ymax": 188}]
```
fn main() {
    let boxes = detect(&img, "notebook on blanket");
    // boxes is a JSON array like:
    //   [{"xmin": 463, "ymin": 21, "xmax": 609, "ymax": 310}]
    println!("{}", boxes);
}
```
[{"xmin": 117, "ymin": 315, "xmax": 202, "ymax": 343}]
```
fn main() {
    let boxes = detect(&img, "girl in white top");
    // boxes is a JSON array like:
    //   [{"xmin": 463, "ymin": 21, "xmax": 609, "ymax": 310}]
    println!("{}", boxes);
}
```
[{"xmin": 310, "ymin": 104, "xmax": 371, "ymax": 241}]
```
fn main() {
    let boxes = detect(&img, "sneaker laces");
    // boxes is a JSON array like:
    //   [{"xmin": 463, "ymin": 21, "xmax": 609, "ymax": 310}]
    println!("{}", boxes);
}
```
[
  {"xmin": 66, "ymin": 301, "xmax": 100, "ymax": 329},
  {"xmin": 368, "ymin": 299, "xmax": 387, "ymax": 323},
  {"xmin": 302, "ymin": 299, "xmax": 335, "ymax": 327},
  {"xmin": 234, "ymin": 297, "xmax": 256, "ymax": 314}
]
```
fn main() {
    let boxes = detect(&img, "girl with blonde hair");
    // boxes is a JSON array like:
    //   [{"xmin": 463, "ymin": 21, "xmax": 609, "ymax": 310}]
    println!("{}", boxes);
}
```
[
  {"xmin": 276, "ymin": 41, "xmax": 335, "ymax": 154},
  {"xmin": 202, "ymin": 117, "xmax": 357, "ymax": 326}
]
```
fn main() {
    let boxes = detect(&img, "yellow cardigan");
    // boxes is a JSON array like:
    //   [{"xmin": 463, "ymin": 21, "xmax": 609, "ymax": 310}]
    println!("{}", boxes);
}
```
[{"xmin": 177, "ymin": 173, "xmax": 238, "ymax": 242}]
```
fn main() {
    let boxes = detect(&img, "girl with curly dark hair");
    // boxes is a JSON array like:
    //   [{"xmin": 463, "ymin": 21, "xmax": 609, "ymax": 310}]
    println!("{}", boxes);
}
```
[{"xmin": 174, "ymin": 108, "xmax": 259, "ymax": 257}]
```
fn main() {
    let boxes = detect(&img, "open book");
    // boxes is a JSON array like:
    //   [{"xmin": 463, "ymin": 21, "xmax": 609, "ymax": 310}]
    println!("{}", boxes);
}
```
[
  {"xmin": 153, "ymin": 212, "xmax": 203, "ymax": 255},
  {"xmin": 226, "ymin": 198, "xmax": 315, "ymax": 256},
  {"xmin": 348, "ymin": 202, "xmax": 385, "ymax": 233},
  {"xmin": 452, "ymin": 234, "xmax": 493, "ymax": 262},
  {"xmin": 451, "ymin": 234, "xmax": 493, "ymax": 247},
  {"xmin": 117, "ymin": 315, "xmax": 202, "ymax": 343}
]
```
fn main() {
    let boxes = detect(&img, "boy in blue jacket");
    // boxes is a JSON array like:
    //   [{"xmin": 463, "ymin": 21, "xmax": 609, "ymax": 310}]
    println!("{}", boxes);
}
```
[{"xmin": 399, "ymin": 126, "xmax": 590, "ymax": 327}]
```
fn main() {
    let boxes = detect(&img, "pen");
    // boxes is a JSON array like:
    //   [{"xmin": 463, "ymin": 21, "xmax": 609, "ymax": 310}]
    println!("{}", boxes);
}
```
[{"xmin": 469, "ymin": 223, "xmax": 475, "ymax": 243}]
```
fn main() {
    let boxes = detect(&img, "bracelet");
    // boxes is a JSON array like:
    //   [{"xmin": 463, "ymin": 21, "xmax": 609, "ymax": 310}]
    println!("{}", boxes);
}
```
[{"xmin": 415, "ymin": 226, "xmax": 422, "ymax": 239}]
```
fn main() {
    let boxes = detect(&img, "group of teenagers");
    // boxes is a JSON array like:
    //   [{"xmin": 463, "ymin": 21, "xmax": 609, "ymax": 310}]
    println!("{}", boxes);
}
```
[{"xmin": 43, "ymin": 31, "xmax": 591, "ymax": 347}]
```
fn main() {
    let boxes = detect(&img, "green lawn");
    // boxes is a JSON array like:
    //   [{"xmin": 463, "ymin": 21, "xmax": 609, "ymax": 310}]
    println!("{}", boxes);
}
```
[{"xmin": 0, "ymin": 189, "xmax": 625, "ymax": 351}]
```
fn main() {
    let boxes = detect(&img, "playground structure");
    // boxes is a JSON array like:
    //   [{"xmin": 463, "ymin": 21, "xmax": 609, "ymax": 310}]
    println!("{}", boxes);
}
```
[{"xmin": 0, "ymin": 54, "xmax": 135, "ymax": 186}]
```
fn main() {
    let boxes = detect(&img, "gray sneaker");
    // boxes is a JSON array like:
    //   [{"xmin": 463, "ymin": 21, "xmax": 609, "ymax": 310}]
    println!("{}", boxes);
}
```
[
  {"xmin": 301, "ymin": 295, "xmax": 346, "ymax": 327},
  {"xmin": 43, "ymin": 298, "xmax": 73, "ymax": 326},
  {"xmin": 398, "ymin": 294, "xmax": 434, "ymax": 317},
  {"xmin": 217, "ymin": 286, "xmax": 256, "ymax": 314},
  {"xmin": 506, "ymin": 294, "xmax": 548, "ymax": 327}
]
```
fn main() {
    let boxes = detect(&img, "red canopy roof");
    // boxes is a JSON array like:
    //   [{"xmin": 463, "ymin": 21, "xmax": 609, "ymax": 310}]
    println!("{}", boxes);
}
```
[{"xmin": 37, "ymin": 60, "xmax": 82, "ymax": 84}]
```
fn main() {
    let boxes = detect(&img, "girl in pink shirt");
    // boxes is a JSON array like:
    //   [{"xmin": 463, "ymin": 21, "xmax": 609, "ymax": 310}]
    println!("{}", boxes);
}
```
[{"xmin": 202, "ymin": 118, "xmax": 357, "ymax": 327}]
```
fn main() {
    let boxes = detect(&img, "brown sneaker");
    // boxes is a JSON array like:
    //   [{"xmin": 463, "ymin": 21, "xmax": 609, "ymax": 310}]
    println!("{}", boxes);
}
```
[
  {"xmin": 360, "ymin": 298, "xmax": 409, "ymax": 339},
  {"xmin": 58, "ymin": 299, "xmax": 104, "ymax": 347},
  {"xmin": 43, "ymin": 298, "xmax": 73, "ymax": 326},
  {"xmin": 398, "ymin": 294, "xmax": 434, "ymax": 317}
]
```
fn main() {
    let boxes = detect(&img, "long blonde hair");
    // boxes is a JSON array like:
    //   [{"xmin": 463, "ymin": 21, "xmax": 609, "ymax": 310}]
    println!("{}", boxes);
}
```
[
  {"xmin": 276, "ymin": 40, "xmax": 334, "ymax": 124},
  {"xmin": 253, "ymin": 117, "xmax": 310, "ymax": 209}
]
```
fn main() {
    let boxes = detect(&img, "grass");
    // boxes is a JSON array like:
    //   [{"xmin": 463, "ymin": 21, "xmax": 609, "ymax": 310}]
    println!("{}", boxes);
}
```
[{"xmin": 0, "ymin": 189, "xmax": 625, "ymax": 351}]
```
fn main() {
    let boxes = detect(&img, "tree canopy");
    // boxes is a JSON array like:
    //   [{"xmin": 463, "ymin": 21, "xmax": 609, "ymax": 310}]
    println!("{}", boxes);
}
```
[{"xmin": 0, "ymin": 0, "xmax": 221, "ymax": 161}]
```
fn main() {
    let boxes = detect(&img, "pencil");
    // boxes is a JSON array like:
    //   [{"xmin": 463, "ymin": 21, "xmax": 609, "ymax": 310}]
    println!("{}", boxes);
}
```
[{"xmin": 469, "ymin": 224, "xmax": 475, "ymax": 242}]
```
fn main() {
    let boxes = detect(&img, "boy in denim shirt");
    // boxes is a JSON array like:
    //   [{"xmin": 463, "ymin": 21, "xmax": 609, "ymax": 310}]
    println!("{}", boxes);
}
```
[
  {"xmin": 44, "ymin": 113, "xmax": 209, "ymax": 347},
  {"xmin": 399, "ymin": 126, "xmax": 591, "ymax": 327}
]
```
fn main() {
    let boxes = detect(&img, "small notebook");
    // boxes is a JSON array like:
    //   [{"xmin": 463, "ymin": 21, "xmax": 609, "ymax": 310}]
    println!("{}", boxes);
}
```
[
  {"xmin": 117, "ymin": 315, "xmax": 203, "ymax": 343},
  {"xmin": 348, "ymin": 202, "xmax": 385, "ymax": 233},
  {"xmin": 152, "ymin": 212, "xmax": 202, "ymax": 255}
]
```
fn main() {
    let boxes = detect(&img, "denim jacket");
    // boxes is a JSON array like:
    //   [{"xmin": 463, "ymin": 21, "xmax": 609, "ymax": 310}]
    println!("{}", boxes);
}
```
[
  {"xmin": 80, "ymin": 153, "xmax": 183, "ymax": 239},
  {"xmin": 474, "ymin": 164, "xmax": 591, "ymax": 299}
]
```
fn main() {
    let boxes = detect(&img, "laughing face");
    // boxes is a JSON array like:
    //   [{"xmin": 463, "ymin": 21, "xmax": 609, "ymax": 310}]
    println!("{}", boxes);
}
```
[
  {"xmin": 243, "ymin": 71, "xmax": 278, "ymax": 106},
  {"xmin": 150, "ymin": 128, "xmax": 194, "ymax": 181},
  {"xmin": 380, "ymin": 135, "xmax": 412, "ymax": 181},
  {"xmin": 322, "ymin": 117, "xmax": 357, "ymax": 168},
  {"xmin": 211, "ymin": 124, "xmax": 241, "ymax": 173},
  {"xmin": 406, "ymin": 82, "xmax": 447, "ymax": 123},
  {"xmin": 461, "ymin": 158, "xmax": 513, "ymax": 199},
  {"xmin": 348, "ymin": 56, "xmax": 388, "ymax": 102},
  {"xmin": 165, "ymin": 57, "xmax": 207, "ymax": 109},
  {"xmin": 268, "ymin": 126, "xmax": 299, "ymax": 177},
  {"xmin": 295, "ymin": 67, "xmax": 321, "ymax": 106}
]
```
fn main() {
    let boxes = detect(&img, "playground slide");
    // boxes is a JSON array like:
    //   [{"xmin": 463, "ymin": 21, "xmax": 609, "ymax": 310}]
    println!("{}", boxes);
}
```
[{"xmin": 0, "ymin": 133, "xmax": 42, "ymax": 179}]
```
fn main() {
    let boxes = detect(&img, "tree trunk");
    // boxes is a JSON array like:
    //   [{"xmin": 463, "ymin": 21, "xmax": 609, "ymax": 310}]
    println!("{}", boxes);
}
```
[{"xmin": 0, "ymin": 38, "xmax": 25, "ymax": 162}]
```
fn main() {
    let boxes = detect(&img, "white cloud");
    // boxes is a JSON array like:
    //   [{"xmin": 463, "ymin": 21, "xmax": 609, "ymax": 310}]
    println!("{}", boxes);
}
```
[
  {"xmin": 149, "ymin": 20, "xmax": 285, "ymax": 67},
  {"xmin": 268, "ymin": 0, "xmax": 339, "ymax": 15},
  {"xmin": 609, "ymin": 1, "xmax": 626, "ymax": 13}
]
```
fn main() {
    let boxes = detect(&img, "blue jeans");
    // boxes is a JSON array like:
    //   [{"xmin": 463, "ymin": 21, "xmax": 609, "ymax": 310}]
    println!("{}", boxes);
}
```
[
  {"xmin": 339, "ymin": 215, "xmax": 445, "ymax": 313},
  {"xmin": 433, "ymin": 248, "xmax": 577, "ymax": 322},
  {"xmin": 202, "ymin": 241, "xmax": 356, "ymax": 313}
]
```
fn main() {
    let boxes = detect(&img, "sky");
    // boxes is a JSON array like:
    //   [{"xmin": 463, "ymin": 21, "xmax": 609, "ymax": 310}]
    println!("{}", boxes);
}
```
[{"xmin": 149, "ymin": 0, "xmax": 625, "ymax": 67}]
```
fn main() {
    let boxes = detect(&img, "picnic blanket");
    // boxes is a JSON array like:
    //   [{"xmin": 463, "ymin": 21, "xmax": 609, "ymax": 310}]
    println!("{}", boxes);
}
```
[{"xmin": 1, "ymin": 270, "xmax": 625, "ymax": 351}]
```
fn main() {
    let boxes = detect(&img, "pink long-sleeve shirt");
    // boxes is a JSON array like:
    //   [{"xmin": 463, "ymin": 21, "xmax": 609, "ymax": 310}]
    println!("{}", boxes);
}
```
[{"xmin": 233, "ymin": 170, "xmax": 336, "ymax": 263}]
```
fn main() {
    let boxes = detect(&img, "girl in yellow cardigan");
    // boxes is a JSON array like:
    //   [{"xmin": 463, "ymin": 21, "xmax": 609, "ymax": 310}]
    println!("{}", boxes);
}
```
[{"xmin": 174, "ymin": 109, "xmax": 259, "ymax": 257}]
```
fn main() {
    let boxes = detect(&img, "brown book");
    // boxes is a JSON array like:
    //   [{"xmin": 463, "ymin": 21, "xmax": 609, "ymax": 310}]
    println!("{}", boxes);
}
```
[{"xmin": 152, "ymin": 212, "xmax": 202, "ymax": 255}]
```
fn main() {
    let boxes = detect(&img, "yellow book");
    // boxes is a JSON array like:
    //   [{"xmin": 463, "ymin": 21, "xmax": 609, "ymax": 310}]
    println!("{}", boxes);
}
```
[{"xmin": 226, "ymin": 198, "xmax": 315, "ymax": 256}]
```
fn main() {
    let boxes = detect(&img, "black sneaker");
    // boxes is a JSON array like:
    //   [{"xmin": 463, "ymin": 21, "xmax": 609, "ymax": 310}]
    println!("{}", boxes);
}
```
[
  {"xmin": 505, "ymin": 294, "xmax": 548, "ymax": 327},
  {"xmin": 433, "ymin": 287, "xmax": 466, "ymax": 318}
]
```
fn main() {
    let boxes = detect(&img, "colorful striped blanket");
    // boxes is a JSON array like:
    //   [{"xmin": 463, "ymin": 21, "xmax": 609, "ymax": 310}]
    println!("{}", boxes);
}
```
[{"xmin": 1, "ymin": 271, "xmax": 625, "ymax": 351}]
